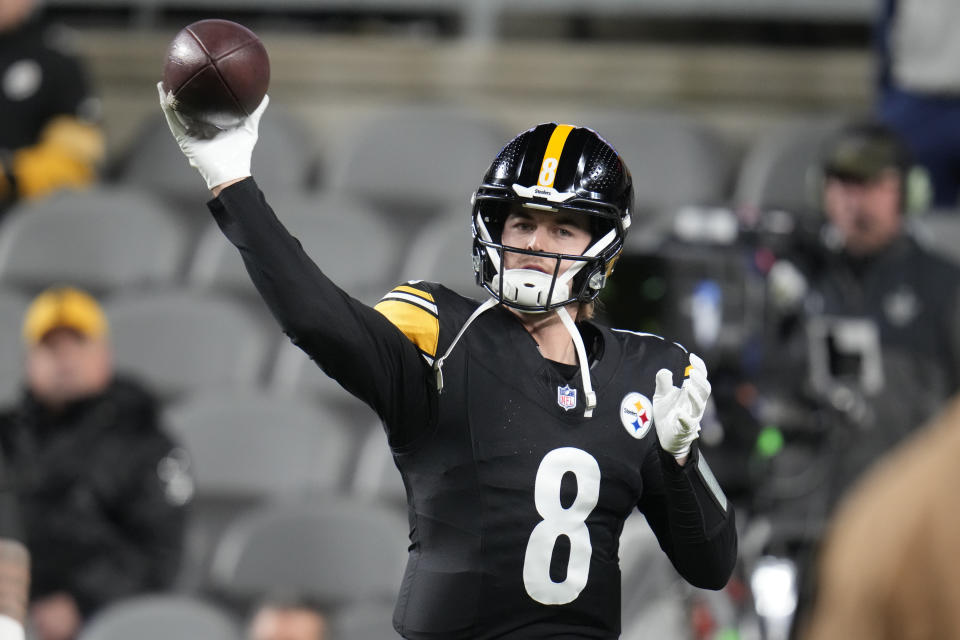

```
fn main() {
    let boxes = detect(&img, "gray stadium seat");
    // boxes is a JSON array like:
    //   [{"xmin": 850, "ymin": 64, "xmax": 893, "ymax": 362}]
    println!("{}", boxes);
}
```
[
  {"xmin": 163, "ymin": 389, "xmax": 354, "ymax": 590},
  {"xmin": 0, "ymin": 288, "xmax": 28, "ymax": 405},
  {"xmin": 396, "ymin": 213, "xmax": 479, "ymax": 299},
  {"xmin": 104, "ymin": 290, "xmax": 272, "ymax": 398},
  {"xmin": 333, "ymin": 602, "xmax": 400, "ymax": 640},
  {"xmin": 579, "ymin": 111, "xmax": 737, "ymax": 254},
  {"xmin": 618, "ymin": 511, "xmax": 688, "ymax": 637},
  {"xmin": 581, "ymin": 111, "xmax": 736, "ymax": 213},
  {"xmin": 910, "ymin": 209, "xmax": 960, "ymax": 266},
  {"xmin": 77, "ymin": 594, "xmax": 241, "ymax": 640},
  {"xmin": 732, "ymin": 116, "xmax": 845, "ymax": 219},
  {"xmin": 268, "ymin": 341, "xmax": 381, "ymax": 434},
  {"xmin": 0, "ymin": 187, "xmax": 188, "ymax": 294},
  {"xmin": 164, "ymin": 389, "xmax": 352, "ymax": 497},
  {"xmin": 208, "ymin": 497, "xmax": 408, "ymax": 607},
  {"xmin": 113, "ymin": 107, "xmax": 320, "ymax": 213},
  {"xmin": 187, "ymin": 191, "xmax": 400, "ymax": 305},
  {"xmin": 327, "ymin": 106, "xmax": 507, "ymax": 222}
]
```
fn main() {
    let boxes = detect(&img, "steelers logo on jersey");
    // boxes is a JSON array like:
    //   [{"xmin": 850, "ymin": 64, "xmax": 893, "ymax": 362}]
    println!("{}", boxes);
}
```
[{"xmin": 620, "ymin": 392, "xmax": 654, "ymax": 439}]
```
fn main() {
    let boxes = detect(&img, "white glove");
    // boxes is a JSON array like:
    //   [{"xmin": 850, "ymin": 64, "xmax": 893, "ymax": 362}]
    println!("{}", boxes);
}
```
[
  {"xmin": 157, "ymin": 81, "xmax": 269, "ymax": 190},
  {"xmin": 0, "ymin": 615, "xmax": 24, "ymax": 640},
  {"xmin": 653, "ymin": 352, "xmax": 711, "ymax": 462}
]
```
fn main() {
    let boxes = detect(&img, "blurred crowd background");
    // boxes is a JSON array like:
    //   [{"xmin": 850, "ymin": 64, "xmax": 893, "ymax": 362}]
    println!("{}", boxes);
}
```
[{"xmin": 3, "ymin": 0, "xmax": 960, "ymax": 639}]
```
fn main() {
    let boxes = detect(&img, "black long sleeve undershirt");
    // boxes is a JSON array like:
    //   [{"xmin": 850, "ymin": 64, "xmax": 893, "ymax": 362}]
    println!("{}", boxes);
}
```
[
  {"xmin": 641, "ymin": 443, "xmax": 738, "ymax": 590},
  {"xmin": 209, "ymin": 177, "xmax": 435, "ymax": 447}
]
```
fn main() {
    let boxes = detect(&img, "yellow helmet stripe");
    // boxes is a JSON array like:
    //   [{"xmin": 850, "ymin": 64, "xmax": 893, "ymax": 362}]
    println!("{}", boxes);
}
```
[{"xmin": 537, "ymin": 124, "xmax": 575, "ymax": 188}]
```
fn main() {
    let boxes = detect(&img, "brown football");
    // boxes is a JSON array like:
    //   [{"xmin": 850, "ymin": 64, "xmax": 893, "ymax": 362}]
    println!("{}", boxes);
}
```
[{"xmin": 162, "ymin": 19, "xmax": 269, "ymax": 134}]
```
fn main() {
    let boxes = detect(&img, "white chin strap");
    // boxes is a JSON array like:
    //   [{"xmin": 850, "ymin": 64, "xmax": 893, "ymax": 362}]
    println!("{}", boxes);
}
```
[
  {"xmin": 488, "ymin": 269, "xmax": 596, "ymax": 416},
  {"xmin": 555, "ymin": 305, "xmax": 596, "ymax": 418},
  {"xmin": 433, "ymin": 296, "xmax": 597, "ymax": 418}
]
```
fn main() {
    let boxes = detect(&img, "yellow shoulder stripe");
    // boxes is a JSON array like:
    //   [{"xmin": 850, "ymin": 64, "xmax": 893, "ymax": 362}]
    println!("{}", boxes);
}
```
[
  {"xmin": 374, "ymin": 299, "xmax": 440, "ymax": 357},
  {"xmin": 393, "ymin": 284, "xmax": 434, "ymax": 303}
]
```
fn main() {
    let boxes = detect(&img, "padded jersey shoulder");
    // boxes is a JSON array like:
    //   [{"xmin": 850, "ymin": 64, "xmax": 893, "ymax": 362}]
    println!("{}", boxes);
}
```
[
  {"xmin": 607, "ymin": 326, "xmax": 693, "ymax": 379},
  {"xmin": 374, "ymin": 280, "xmax": 487, "ymax": 363}
]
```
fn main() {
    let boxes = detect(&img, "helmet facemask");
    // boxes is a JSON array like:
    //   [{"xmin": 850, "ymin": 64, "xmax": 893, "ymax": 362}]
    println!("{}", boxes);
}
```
[{"xmin": 472, "ymin": 197, "xmax": 624, "ymax": 314}]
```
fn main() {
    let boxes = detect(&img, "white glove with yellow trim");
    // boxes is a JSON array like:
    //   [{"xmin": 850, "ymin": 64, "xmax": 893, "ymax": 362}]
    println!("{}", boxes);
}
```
[
  {"xmin": 653, "ymin": 353, "xmax": 711, "ymax": 462},
  {"xmin": 157, "ymin": 81, "xmax": 268, "ymax": 190}
]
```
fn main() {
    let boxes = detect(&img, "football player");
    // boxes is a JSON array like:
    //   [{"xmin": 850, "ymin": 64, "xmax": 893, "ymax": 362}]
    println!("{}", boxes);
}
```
[{"xmin": 160, "ymin": 87, "xmax": 737, "ymax": 639}]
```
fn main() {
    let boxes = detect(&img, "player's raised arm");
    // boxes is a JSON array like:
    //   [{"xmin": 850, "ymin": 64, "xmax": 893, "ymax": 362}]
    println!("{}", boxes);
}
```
[{"xmin": 155, "ymin": 35, "xmax": 433, "ymax": 445}]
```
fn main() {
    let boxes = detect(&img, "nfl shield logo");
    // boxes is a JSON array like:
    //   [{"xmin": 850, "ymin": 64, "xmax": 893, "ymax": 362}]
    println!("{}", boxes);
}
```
[{"xmin": 557, "ymin": 385, "xmax": 577, "ymax": 411}]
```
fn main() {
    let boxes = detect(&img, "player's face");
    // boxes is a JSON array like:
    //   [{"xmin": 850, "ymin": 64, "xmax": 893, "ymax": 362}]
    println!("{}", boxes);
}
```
[
  {"xmin": 25, "ymin": 328, "xmax": 113, "ymax": 408},
  {"xmin": 823, "ymin": 169, "xmax": 903, "ymax": 257},
  {"xmin": 501, "ymin": 207, "xmax": 592, "ymax": 274}
]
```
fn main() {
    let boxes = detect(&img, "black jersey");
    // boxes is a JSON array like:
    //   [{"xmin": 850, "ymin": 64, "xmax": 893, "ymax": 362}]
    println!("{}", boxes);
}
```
[{"xmin": 210, "ymin": 178, "xmax": 737, "ymax": 639}]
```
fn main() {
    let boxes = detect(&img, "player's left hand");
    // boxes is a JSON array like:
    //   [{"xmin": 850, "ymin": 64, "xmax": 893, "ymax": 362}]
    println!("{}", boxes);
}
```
[
  {"xmin": 653, "ymin": 353, "xmax": 711, "ymax": 464},
  {"xmin": 157, "ymin": 81, "xmax": 268, "ymax": 191}
]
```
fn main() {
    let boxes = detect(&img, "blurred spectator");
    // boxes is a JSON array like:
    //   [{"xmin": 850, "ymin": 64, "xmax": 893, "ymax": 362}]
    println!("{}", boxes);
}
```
[
  {"xmin": 760, "ymin": 120, "xmax": 960, "ymax": 500},
  {"xmin": 744, "ymin": 121, "xmax": 960, "ymax": 637},
  {"xmin": 876, "ymin": 0, "xmax": 960, "ymax": 208},
  {"xmin": 0, "ymin": 0, "xmax": 104, "ymax": 214},
  {"xmin": 0, "ymin": 286, "xmax": 191, "ymax": 640},
  {"xmin": 247, "ymin": 593, "xmax": 329, "ymax": 640},
  {"xmin": 800, "ymin": 392, "xmax": 960, "ymax": 640}
]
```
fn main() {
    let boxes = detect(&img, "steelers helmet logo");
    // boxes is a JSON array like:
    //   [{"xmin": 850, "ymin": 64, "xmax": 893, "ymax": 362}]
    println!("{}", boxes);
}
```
[{"xmin": 620, "ymin": 392, "xmax": 654, "ymax": 439}]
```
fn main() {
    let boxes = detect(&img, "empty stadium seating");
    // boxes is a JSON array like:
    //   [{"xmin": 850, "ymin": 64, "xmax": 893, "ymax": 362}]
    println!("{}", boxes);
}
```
[
  {"xmin": 333, "ymin": 601, "xmax": 400, "ymax": 640},
  {"xmin": 77, "ymin": 594, "xmax": 241, "ymax": 640},
  {"xmin": 732, "ymin": 116, "xmax": 845, "ymax": 220},
  {"xmin": 579, "ymin": 110, "xmax": 737, "ymax": 222},
  {"xmin": 164, "ymin": 389, "xmax": 353, "ymax": 498},
  {"xmin": 208, "ymin": 496, "xmax": 408, "ymax": 607},
  {"xmin": 112, "ymin": 107, "xmax": 321, "ymax": 219},
  {"xmin": 0, "ymin": 186, "xmax": 189, "ymax": 295},
  {"xmin": 187, "ymin": 191, "xmax": 401, "ymax": 306},
  {"xmin": 395, "ymin": 213, "xmax": 478, "ymax": 299},
  {"xmin": 326, "ymin": 107, "xmax": 508, "ymax": 225},
  {"xmin": 910, "ymin": 209, "xmax": 960, "ymax": 266},
  {"xmin": 104, "ymin": 289, "xmax": 274, "ymax": 399},
  {"xmin": 163, "ymin": 389, "xmax": 355, "ymax": 590},
  {"xmin": 0, "ymin": 288, "xmax": 29, "ymax": 405}
]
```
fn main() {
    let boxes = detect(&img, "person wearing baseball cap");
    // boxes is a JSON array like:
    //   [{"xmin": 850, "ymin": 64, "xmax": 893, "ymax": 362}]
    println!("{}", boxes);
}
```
[
  {"xmin": 0, "ymin": 286, "xmax": 189, "ymax": 640},
  {"xmin": 20, "ymin": 286, "xmax": 112, "ymax": 411},
  {"xmin": 818, "ymin": 120, "xmax": 931, "ymax": 257},
  {"xmin": 752, "ymin": 121, "xmax": 960, "ymax": 637}
]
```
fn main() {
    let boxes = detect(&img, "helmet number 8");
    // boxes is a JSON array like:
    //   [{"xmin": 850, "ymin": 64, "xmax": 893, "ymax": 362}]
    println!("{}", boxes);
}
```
[
  {"xmin": 538, "ymin": 157, "xmax": 559, "ymax": 187},
  {"xmin": 523, "ymin": 447, "xmax": 601, "ymax": 605}
]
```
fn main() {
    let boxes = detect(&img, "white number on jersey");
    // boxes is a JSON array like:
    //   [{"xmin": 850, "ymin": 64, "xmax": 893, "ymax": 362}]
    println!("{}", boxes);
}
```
[{"xmin": 522, "ymin": 447, "xmax": 601, "ymax": 605}]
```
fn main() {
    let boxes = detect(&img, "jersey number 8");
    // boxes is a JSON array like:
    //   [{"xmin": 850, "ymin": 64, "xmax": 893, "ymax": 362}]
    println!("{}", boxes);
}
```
[{"xmin": 523, "ymin": 447, "xmax": 601, "ymax": 605}]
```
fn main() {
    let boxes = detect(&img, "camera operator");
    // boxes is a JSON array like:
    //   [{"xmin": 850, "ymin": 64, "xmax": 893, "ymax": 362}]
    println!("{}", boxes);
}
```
[{"xmin": 743, "ymin": 120, "xmax": 960, "ymax": 639}]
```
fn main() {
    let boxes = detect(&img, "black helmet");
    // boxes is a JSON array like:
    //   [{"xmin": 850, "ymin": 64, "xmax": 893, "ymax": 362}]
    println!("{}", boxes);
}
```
[{"xmin": 471, "ymin": 122, "xmax": 633, "ymax": 313}]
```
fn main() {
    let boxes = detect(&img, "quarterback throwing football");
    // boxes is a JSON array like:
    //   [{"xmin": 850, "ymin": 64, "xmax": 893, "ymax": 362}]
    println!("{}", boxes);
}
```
[{"xmin": 160, "ymin": 87, "xmax": 736, "ymax": 639}]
